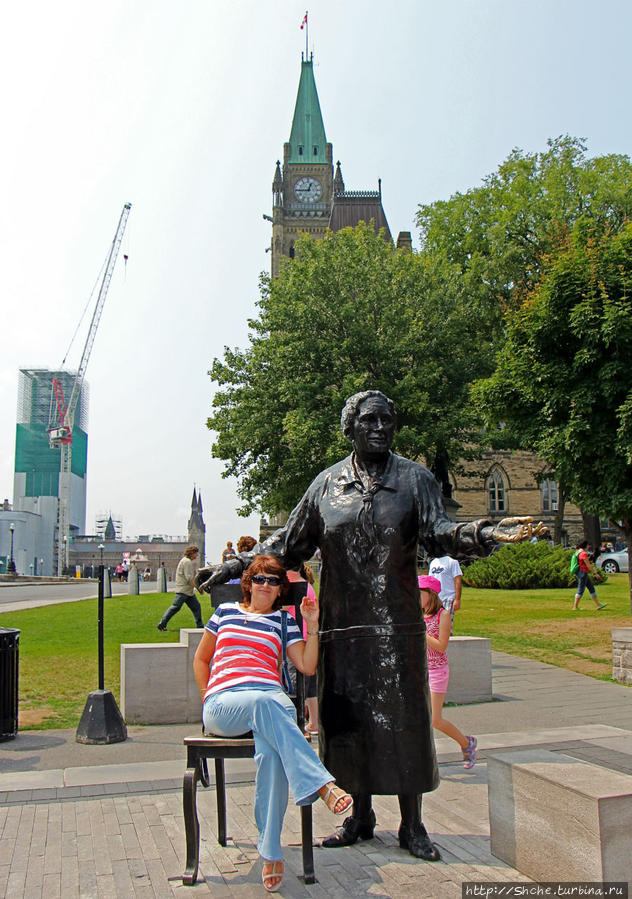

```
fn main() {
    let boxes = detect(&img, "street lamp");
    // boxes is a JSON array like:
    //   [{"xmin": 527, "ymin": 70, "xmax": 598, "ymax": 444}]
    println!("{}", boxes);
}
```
[
  {"xmin": 40, "ymin": 558, "xmax": 44, "ymax": 576},
  {"xmin": 98, "ymin": 543, "xmax": 105, "ymax": 566},
  {"xmin": 8, "ymin": 523, "xmax": 16, "ymax": 574},
  {"xmin": 63, "ymin": 535, "xmax": 69, "ymax": 575}
]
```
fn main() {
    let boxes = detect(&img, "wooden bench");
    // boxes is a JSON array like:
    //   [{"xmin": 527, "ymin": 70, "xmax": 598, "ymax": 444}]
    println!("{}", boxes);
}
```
[{"xmin": 182, "ymin": 581, "xmax": 316, "ymax": 886}]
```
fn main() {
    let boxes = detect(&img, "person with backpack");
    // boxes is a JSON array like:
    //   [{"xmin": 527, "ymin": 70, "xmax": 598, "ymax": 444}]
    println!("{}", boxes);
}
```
[{"xmin": 572, "ymin": 540, "xmax": 607, "ymax": 611}]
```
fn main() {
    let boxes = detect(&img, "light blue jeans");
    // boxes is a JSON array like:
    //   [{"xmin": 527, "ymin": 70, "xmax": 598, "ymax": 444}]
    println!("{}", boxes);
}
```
[{"xmin": 203, "ymin": 683, "xmax": 333, "ymax": 861}]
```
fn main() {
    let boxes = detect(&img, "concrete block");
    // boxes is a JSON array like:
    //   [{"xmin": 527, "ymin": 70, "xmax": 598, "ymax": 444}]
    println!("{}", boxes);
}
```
[
  {"xmin": 120, "ymin": 629, "xmax": 205, "ymax": 725},
  {"xmin": 488, "ymin": 748, "xmax": 632, "ymax": 882},
  {"xmin": 445, "ymin": 636, "xmax": 492, "ymax": 704}
]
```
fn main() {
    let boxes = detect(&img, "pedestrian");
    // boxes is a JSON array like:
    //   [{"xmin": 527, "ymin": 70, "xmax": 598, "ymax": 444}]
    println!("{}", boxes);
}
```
[
  {"xmin": 193, "ymin": 555, "xmax": 352, "ymax": 893},
  {"xmin": 222, "ymin": 541, "xmax": 236, "ymax": 562},
  {"xmin": 419, "ymin": 575, "xmax": 476, "ymax": 769},
  {"xmin": 157, "ymin": 545, "xmax": 203, "ymax": 631},
  {"xmin": 201, "ymin": 390, "xmax": 544, "ymax": 861},
  {"xmin": 572, "ymin": 540, "xmax": 607, "ymax": 611},
  {"xmin": 427, "ymin": 554, "xmax": 463, "ymax": 628}
]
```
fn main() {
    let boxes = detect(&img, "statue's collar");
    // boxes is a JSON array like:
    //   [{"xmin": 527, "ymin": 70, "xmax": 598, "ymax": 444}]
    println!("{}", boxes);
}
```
[{"xmin": 335, "ymin": 452, "xmax": 398, "ymax": 493}]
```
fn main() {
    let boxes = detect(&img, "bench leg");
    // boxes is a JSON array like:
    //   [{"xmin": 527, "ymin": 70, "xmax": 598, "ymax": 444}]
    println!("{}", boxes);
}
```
[
  {"xmin": 182, "ymin": 765, "xmax": 201, "ymax": 885},
  {"xmin": 300, "ymin": 805, "xmax": 316, "ymax": 884},
  {"xmin": 215, "ymin": 758, "xmax": 228, "ymax": 846}
]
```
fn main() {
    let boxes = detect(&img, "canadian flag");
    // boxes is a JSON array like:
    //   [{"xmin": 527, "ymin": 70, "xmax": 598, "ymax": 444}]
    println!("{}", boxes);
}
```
[{"xmin": 300, "ymin": 12, "xmax": 308, "ymax": 29}]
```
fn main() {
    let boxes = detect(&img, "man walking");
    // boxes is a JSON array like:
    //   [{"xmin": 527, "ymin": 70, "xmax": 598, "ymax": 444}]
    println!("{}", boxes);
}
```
[
  {"xmin": 157, "ymin": 545, "xmax": 203, "ymax": 630},
  {"xmin": 572, "ymin": 540, "xmax": 607, "ymax": 611}
]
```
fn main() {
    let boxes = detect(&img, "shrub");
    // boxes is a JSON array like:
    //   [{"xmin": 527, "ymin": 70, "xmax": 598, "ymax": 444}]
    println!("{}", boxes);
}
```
[{"xmin": 461, "ymin": 542, "xmax": 606, "ymax": 590}]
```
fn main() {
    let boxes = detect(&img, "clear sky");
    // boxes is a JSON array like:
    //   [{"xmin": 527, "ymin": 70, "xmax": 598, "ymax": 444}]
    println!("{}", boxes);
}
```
[{"xmin": 2, "ymin": 0, "xmax": 630, "ymax": 563}]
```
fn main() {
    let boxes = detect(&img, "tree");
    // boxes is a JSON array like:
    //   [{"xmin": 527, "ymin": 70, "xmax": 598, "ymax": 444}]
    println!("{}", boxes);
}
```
[
  {"xmin": 208, "ymin": 224, "xmax": 495, "ymax": 515},
  {"xmin": 474, "ymin": 224, "xmax": 632, "ymax": 608},
  {"xmin": 417, "ymin": 135, "xmax": 632, "ymax": 542}
]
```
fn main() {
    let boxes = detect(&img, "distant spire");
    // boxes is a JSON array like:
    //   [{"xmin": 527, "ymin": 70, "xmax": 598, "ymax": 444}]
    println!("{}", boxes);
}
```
[
  {"xmin": 104, "ymin": 515, "xmax": 116, "ymax": 541},
  {"xmin": 197, "ymin": 491, "xmax": 203, "ymax": 515},
  {"xmin": 334, "ymin": 160, "xmax": 345, "ymax": 194},
  {"xmin": 288, "ymin": 57, "xmax": 327, "ymax": 163},
  {"xmin": 191, "ymin": 487, "xmax": 197, "ymax": 509}
]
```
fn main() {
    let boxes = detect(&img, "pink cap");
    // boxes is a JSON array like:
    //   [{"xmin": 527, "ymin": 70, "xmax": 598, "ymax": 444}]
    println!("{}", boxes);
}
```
[{"xmin": 418, "ymin": 575, "xmax": 441, "ymax": 594}]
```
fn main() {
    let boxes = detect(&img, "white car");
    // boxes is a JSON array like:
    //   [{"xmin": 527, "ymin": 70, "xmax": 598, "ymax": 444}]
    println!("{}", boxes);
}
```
[{"xmin": 596, "ymin": 549, "xmax": 629, "ymax": 573}]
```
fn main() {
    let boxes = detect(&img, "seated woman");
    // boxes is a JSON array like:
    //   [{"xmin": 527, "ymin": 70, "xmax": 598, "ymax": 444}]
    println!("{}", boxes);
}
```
[{"xmin": 193, "ymin": 554, "xmax": 352, "ymax": 893}]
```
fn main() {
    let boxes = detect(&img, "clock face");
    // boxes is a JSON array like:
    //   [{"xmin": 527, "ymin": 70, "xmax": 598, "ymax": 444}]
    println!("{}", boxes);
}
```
[{"xmin": 294, "ymin": 176, "xmax": 323, "ymax": 203}]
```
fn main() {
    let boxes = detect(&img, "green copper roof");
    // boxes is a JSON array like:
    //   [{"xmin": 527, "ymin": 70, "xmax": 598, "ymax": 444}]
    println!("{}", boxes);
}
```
[{"xmin": 288, "ymin": 59, "xmax": 327, "ymax": 163}]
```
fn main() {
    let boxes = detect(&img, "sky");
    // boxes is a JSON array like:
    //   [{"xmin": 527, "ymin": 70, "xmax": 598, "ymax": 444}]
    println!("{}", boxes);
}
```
[{"xmin": 2, "ymin": 0, "xmax": 631, "ymax": 564}]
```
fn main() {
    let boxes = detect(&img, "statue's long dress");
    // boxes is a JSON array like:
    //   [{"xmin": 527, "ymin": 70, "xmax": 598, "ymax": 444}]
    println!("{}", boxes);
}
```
[{"xmin": 261, "ymin": 452, "xmax": 491, "ymax": 795}]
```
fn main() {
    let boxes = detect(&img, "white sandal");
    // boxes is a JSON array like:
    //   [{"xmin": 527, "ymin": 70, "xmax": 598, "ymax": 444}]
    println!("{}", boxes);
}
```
[{"xmin": 322, "ymin": 784, "xmax": 353, "ymax": 816}]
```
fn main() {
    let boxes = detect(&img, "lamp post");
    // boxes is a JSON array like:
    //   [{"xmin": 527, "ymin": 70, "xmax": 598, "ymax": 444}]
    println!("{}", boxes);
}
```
[
  {"xmin": 98, "ymin": 543, "xmax": 105, "ymax": 566},
  {"xmin": 40, "ymin": 558, "xmax": 44, "ymax": 576},
  {"xmin": 8, "ymin": 523, "xmax": 16, "ymax": 574},
  {"xmin": 63, "ymin": 535, "xmax": 69, "ymax": 575}
]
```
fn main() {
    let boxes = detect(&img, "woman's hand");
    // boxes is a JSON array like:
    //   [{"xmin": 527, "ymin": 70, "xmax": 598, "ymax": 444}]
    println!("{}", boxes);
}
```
[{"xmin": 300, "ymin": 593, "xmax": 319, "ymax": 626}]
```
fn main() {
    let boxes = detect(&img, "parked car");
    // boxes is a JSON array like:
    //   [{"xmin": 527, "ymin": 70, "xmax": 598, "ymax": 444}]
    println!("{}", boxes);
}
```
[{"xmin": 596, "ymin": 549, "xmax": 629, "ymax": 573}]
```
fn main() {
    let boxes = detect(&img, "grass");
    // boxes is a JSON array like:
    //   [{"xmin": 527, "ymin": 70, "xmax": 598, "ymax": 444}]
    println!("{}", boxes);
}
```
[
  {"xmin": 0, "ymin": 591, "xmax": 208, "ymax": 730},
  {"xmin": 1, "ymin": 576, "xmax": 630, "ymax": 731}
]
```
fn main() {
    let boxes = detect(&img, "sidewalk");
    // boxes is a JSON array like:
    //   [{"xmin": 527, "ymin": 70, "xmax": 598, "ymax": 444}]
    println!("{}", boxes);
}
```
[{"xmin": 1, "ymin": 651, "xmax": 631, "ymax": 896}]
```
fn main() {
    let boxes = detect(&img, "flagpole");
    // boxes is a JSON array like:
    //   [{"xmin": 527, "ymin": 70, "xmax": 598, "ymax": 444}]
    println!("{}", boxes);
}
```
[{"xmin": 305, "ymin": 12, "xmax": 308, "ymax": 59}]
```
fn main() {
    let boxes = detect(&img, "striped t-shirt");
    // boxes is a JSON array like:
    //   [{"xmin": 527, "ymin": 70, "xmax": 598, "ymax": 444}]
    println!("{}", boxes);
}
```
[{"xmin": 204, "ymin": 603, "xmax": 302, "ymax": 700}]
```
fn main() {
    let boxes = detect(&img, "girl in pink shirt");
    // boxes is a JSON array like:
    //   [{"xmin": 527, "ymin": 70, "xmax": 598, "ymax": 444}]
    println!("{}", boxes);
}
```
[{"xmin": 419, "ymin": 575, "xmax": 476, "ymax": 769}]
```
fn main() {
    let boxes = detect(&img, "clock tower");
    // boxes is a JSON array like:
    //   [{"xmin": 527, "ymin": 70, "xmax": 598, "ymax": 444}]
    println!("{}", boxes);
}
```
[{"xmin": 271, "ymin": 54, "xmax": 334, "ymax": 278}]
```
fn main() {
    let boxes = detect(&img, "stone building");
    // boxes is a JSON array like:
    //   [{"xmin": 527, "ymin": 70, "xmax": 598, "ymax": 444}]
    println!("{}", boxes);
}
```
[
  {"xmin": 68, "ymin": 487, "xmax": 207, "ymax": 578},
  {"xmin": 451, "ymin": 450, "xmax": 582, "ymax": 545}
]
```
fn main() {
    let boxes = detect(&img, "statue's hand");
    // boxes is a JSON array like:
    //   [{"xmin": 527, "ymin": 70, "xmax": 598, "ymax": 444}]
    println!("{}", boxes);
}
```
[
  {"xmin": 491, "ymin": 517, "xmax": 549, "ymax": 544},
  {"xmin": 196, "ymin": 562, "xmax": 237, "ymax": 593}
]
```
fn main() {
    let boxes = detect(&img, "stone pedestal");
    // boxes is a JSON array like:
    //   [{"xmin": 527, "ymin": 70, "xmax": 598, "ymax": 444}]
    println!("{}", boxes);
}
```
[
  {"xmin": 157, "ymin": 566, "xmax": 167, "ymax": 593},
  {"xmin": 121, "ymin": 629, "xmax": 205, "ymax": 724},
  {"xmin": 488, "ymin": 748, "xmax": 632, "ymax": 881},
  {"xmin": 446, "ymin": 636, "xmax": 492, "ymax": 704},
  {"xmin": 612, "ymin": 627, "xmax": 632, "ymax": 684},
  {"xmin": 128, "ymin": 566, "xmax": 140, "ymax": 595}
]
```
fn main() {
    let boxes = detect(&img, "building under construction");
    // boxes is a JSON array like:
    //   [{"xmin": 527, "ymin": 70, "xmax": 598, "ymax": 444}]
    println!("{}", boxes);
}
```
[{"xmin": 10, "ymin": 368, "xmax": 89, "ymax": 574}]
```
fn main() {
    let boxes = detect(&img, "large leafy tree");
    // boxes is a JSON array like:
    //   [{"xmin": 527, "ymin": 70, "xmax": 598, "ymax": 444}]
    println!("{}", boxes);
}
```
[
  {"xmin": 474, "ymin": 224, "xmax": 632, "ymax": 607},
  {"xmin": 417, "ymin": 135, "xmax": 632, "ymax": 537},
  {"xmin": 209, "ymin": 224, "xmax": 494, "ymax": 515}
]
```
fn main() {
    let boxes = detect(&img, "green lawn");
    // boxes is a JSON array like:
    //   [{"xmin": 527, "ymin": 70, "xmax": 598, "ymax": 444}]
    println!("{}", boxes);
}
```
[
  {"xmin": 1, "ymin": 576, "xmax": 630, "ymax": 730},
  {"xmin": 0, "ymin": 592, "xmax": 212, "ymax": 730}
]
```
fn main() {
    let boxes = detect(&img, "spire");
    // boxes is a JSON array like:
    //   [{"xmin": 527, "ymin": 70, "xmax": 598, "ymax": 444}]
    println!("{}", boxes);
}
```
[
  {"xmin": 104, "ymin": 515, "xmax": 116, "ymax": 541},
  {"xmin": 334, "ymin": 160, "xmax": 345, "ymax": 194},
  {"xmin": 191, "ymin": 487, "xmax": 197, "ymax": 509},
  {"xmin": 288, "ymin": 57, "xmax": 327, "ymax": 164},
  {"xmin": 197, "ymin": 491, "xmax": 203, "ymax": 515}
]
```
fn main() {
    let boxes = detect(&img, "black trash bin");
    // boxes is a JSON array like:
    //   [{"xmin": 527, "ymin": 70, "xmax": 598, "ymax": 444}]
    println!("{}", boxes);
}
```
[{"xmin": 0, "ymin": 627, "xmax": 20, "ymax": 741}]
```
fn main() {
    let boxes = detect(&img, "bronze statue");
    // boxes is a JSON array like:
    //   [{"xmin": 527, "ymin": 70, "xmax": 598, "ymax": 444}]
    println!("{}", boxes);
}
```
[{"xmin": 200, "ymin": 390, "xmax": 545, "ymax": 860}]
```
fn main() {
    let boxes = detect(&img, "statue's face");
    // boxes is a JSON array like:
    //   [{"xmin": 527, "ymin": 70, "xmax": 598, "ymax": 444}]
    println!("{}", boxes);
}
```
[{"xmin": 352, "ymin": 396, "xmax": 396, "ymax": 458}]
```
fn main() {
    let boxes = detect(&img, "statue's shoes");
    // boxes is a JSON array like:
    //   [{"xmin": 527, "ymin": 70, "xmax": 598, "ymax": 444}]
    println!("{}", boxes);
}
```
[
  {"xmin": 398, "ymin": 824, "xmax": 441, "ymax": 861},
  {"xmin": 321, "ymin": 811, "xmax": 376, "ymax": 848}
]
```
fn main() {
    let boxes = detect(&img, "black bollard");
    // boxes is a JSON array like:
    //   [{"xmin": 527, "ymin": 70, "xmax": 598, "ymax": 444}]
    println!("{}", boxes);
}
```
[{"xmin": 76, "ymin": 565, "xmax": 127, "ymax": 744}]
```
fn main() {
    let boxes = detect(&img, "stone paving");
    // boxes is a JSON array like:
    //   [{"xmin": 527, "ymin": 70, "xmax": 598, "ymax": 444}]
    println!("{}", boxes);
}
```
[{"xmin": 1, "ymin": 651, "xmax": 631, "ymax": 897}]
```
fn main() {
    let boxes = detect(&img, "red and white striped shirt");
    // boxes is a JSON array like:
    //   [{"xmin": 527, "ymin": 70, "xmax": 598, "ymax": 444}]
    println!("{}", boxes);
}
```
[{"xmin": 204, "ymin": 603, "xmax": 302, "ymax": 700}]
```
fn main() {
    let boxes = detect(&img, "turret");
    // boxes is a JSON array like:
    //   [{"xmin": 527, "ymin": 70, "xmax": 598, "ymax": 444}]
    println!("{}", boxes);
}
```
[{"xmin": 334, "ymin": 161, "xmax": 345, "ymax": 195}]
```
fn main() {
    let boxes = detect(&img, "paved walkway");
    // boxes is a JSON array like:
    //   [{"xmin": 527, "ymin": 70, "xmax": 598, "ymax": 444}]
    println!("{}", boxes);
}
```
[{"xmin": 1, "ymin": 652, "xmax": 631, "ymax": 896}]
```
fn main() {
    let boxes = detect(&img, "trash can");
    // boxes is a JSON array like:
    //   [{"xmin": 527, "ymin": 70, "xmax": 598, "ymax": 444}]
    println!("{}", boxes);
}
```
[{"xmin": 0, "ymin": 627, "xmax": 20, "ymax": 741}]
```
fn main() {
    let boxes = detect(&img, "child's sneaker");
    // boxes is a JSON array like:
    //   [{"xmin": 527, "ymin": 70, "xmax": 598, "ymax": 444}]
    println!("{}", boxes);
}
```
[{"xmin": 463, "ymin": 736, "xmax": 477, "ymax": 769}]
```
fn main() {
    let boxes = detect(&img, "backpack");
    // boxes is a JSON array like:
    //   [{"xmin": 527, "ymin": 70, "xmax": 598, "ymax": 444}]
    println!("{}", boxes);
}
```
[{"xmin": 569, "ymin": 550, "xmax": 580, "ymax": 575}]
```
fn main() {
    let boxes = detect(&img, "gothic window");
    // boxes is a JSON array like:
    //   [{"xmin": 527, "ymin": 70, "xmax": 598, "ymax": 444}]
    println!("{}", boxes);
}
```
[
  {"xmin": 488, "ymin": 469, "xmax": 506, "ymax": 514},
  {"xmin": 289, "ymin": 243, "xmax": 295, "ymax": 259},
  {"xmin": 313, "ymin": 146, "xmax": 318, "ymax": 156},
  {"xmin": 298, "ymin": 145, "xmax": 303, "ymax": 156},
  {"xmin": 542, "ymin": 479, "xmax": 559, "ymax": 512}
]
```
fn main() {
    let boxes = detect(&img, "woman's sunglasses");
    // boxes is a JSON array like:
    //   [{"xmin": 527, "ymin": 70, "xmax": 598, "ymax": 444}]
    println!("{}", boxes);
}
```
[{"xmin": 251, "ymin": 574, "xmax": 282, "ymax": 586}]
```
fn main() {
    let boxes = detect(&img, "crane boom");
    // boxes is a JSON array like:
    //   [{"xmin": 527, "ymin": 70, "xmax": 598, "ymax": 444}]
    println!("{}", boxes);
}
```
[{"xmin": 53, "ymin": 203, "xmax": 131, "ymax": 575}]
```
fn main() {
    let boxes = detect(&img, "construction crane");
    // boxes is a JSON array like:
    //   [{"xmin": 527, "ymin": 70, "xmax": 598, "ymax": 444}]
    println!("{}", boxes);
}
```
[{"xmin": 48, "ymin": 203, "xmax": 131, "ymax": 575}]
